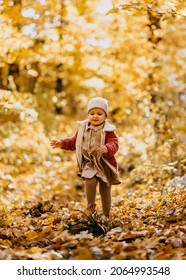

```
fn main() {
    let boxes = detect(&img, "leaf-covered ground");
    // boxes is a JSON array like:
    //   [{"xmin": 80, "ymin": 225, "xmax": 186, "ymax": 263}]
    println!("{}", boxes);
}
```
[{"xmin": 0, "ymin": 148, "xmax": 186, "ymax": 260}]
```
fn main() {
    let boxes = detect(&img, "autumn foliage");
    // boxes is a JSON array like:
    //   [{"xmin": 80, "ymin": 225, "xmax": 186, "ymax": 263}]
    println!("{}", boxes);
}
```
[{"xmin": 0, "ymin": 0, "xmax": 186, "ymax": 260}]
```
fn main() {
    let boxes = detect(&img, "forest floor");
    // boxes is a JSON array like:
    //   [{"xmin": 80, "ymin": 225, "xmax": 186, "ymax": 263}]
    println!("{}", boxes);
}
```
[{"xmin": 0, "ymin": 143, "xmax": 186, "ymax": 260}]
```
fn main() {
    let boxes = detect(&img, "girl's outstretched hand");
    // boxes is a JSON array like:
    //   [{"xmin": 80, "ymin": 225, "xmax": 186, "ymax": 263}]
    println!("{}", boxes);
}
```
[{"xmin": 50, "ymin": 140, "xmax": 62, "ymax": 148}]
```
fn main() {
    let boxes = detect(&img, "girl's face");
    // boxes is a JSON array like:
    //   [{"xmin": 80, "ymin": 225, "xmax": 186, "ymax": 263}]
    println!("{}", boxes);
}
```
[{"xmin": 88, "ymin": 108, "xmax": 106, "ymax": 126}]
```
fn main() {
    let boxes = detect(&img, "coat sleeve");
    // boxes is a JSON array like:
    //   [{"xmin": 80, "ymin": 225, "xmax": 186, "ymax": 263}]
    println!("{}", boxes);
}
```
[
  {"xmin": 104, "ymin": 131, "xmax": 119, "ymax": 158},
  {"xmin": 60, "ymin": 131, "xmax": 78, "ymax": 151}
]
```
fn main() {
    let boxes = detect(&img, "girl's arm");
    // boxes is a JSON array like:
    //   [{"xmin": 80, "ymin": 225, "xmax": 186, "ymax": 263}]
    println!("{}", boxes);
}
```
[
  {"xmin": 103, "ymin": 131, "xmax": 119, "ymax": 158},
  {"xmin": 50, "ymin": 131, "xmax": 78, "ymax": 151}
]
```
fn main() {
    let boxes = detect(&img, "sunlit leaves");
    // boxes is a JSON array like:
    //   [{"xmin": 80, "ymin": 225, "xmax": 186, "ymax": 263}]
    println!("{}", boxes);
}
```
[{"xmin": 108, "ymin": 0, "xmax": 186, "ymax": 18}]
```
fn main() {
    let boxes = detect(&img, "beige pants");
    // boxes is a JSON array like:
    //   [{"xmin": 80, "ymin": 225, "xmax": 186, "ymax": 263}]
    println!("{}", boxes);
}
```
[{"xmin": 85, "ymin": 176, "xmax": 111, "ymax": 216}]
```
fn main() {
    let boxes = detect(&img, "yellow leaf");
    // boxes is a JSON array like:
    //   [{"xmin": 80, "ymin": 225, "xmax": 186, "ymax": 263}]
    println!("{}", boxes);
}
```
[
  {"xmin": 24, "ymin": 230, "xmax": 38, "ymax": 241},
  {"xmin": 106, "ymin": 8, "xmax": 118, "ymax": 16}
]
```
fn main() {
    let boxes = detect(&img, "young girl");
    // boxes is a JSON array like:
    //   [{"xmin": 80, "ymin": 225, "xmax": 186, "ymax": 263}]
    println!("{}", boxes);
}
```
[{"xmin": 50, "ymin": 97, "xmax": 121, "ymax": 217}]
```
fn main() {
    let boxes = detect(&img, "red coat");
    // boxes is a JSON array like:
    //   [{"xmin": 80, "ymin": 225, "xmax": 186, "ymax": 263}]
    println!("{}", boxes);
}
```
[{"xmin": 59, "ymin": 130, "xmax": 119, "ymax": 168}]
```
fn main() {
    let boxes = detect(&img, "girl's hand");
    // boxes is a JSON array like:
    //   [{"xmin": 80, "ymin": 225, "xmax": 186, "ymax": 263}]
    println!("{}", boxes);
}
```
[
  {"xmin": 99, "ymin": 145, "xmax": 108, "ymax": 156},
  {"xmin": 50, "ymin": 140, "xmax": 62, "ymax": 148}
]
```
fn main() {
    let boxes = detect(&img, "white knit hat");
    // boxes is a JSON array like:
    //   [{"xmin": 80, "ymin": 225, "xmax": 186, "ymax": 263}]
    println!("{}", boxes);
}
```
[{"xmin": 87, "ymin": 97, "xmax": 109, "ymax": 116}]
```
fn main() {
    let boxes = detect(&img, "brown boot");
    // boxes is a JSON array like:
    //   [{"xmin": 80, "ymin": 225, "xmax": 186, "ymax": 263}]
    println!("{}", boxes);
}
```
[{"xmin": 84, "ymin": 203, "xmax": 96, "ymax": 216}]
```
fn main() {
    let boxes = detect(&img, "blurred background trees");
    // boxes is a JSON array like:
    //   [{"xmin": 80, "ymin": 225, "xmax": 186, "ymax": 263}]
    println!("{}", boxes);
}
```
[
  {"xmin": 0, "ymin": 1, "xmax": 186, "ymax": 260},
  {"xmin": 0, "ymin": 0, "xmax": 186, "ymax": 173}
]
